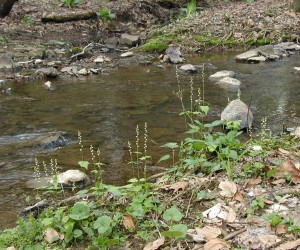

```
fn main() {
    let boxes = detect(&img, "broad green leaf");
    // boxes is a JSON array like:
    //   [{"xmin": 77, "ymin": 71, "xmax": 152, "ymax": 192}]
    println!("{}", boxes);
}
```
[
  {"xmin": 161, "ymin": 142, "xmax": 178, "ymax": 149},
  {"xmin": 69, "ymin": 202, "xmax": 90, "ymax": 221},
  {"xmin": 73, "ymin": 229, "xmax": 83, "ymax": 238},
  {"xmin": 78, "ymin": 160, "xmax": 89, "ymax": 169},
  {"xmin": 163, "ymin": 206, "xmax": 183, "ymax": 222},
  {"xmin": 158, "ymin": 154, "xmax": 170, "ymax": 163}
]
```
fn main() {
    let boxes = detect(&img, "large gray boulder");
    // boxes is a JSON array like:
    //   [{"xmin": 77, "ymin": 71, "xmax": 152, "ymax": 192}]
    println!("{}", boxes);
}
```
[
  {"xmin": 221, "ymin": 99, "xmax": 253, "ymax": 129},
  {"xmin": 119, "ymin": 34, "xmax": 140, "ymax": 47},
  {"xmin": 165, "ymin": 46, "xmax": 184, "ymax": 64},
  {"xmin": 0, "ymin": 54, "xmax": 14, "ymax": 69}
]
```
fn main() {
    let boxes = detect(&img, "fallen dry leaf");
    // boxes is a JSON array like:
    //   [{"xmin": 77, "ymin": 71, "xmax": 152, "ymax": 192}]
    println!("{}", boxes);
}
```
[
  {"xmin": 219, "ymin": 181, "xmax": 237, "ymax": 198},
  {"xmin": 204, "ymin": 238, "xmax": 230, "ymax": 250},
  {"xmin": 245, "ymin": 176, "xmax": 262, "ymax": 188},
  {"xmin": 233, "ymin": 189, "xmax": 245, "ymax": 206},
  {"xmin": 273, "ymin": 161, "xmax": 300, "ymax": 184},
  {"xmin": 195, "ymin": 226, "xmax": 222, "ymax": 240},
  {"xmin": 274, "ymin": 239, "xmax": 300, "ymax": 250},
  {"xmin": 6, "ymin": 247, "xmax": 16, "ymax": 250},
  {"xmin": 187, "ymin": 229, "xmax": 205, "ymax": 243},
  {"xmin": 44, "ymin": 227, "xmax": 64, "ymax": 244},
  {"xmin": 122, "ymin": 215, "xmax": 135, "ymax": 230},
  {"xmin": 202, "ymin": 203, "xmax": 236, "ymax": 223},
  {"xmin": 163, "ymin": 181, "xmax": 189, "ymax": 192},
  {"xmin": 143, "ymin": 237, "xmax": 165, "ymax": 250},
  {"xmin": 258, "ymin": 233, "xmax": 281, "ymax": 248},
  {"xmin": 275, "ymin": 224, "xmax": 286, "ymax": 235}
]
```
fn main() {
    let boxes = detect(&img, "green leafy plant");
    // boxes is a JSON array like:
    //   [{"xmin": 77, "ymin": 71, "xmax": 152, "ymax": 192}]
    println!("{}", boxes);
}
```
[
  {"xmin": 21, "ymin": 16, "xmax": 34, "ymax": 25},
  {"xmin": 97, "ymin": 7, "xmax": 116, "ymax": 21},
  {"xmin": 59, "ymin": 0, "xmax": 82, "ymax": 8},
  {"xmin": 179, "ymin": 0, "xmax": 197, "ymax": 18}
]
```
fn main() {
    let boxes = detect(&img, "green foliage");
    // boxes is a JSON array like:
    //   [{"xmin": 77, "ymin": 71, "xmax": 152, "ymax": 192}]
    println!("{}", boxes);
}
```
[
  {"xmin": 97, "ymin": 7, "xmax": 116, "ymax": 21},
  {"xmin": 163, "ymin": 206, "xmax": 183, "ymax": 222},
  {"xmin": 138, "ymin": 35, "xmax": 183, "ymax": 52},
  {"xmin": 21, "ymin": 16, "xmax": 34, "ymax": 25},
  {"xmin": 59, "ymin": 0, "xmax": 82, "ymax": 7},
  {"xmin": 0, "ymin": 35, "xmax": 7, "ymax": 45},
  {"xmin": 0, "ymin": 215, "xmax": 44, "ymax": 249},
  {"xmin": 179, "ymin": 0, "xmax": 197, "ymax": 19},
  {"xmin": 246, "ymin": 196, "xmax": 265, "ymax": 215}
]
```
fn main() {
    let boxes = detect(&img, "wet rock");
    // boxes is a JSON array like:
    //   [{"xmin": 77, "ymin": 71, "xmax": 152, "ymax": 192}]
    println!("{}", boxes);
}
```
[
  {"xmin": 0, "ymin": 54, "xmax": 14, "ymax": 69},
  {"xmin": 221, "ymin": 99, "xmax": 253, "ymax": 129},
  {"xmin": 179, "ymin": 64, "xmax": 197, "ymax": 73},
  {"xmin": 216, "ymin": 77, "xmax": 241, "ymax": 91},
  {"xmin": 235, "ymin": 50, "xmax": 259, "ymax": 61},
  {"xmin": 247, "ymin": 56, "xmax": 266, "ymax": 62},
  {"xmin": 35, "ymin": 131, "xmax": 67, "ymax": 149},
  {"xmin": 61, "ymin": 66, "xmax": 78, "ymax": 74},
  {"xmin": 105, "ymin": 37, "xmax": 119, "ymax": 49},
  {"xmin": 257, "ymin": 45, "xmax": 283, "ymax": 60},
  {"xmin": 28, "ymin": 48, "xmax": 46, "ymax": 59},
  {"xmin": 78, "ymin": 68, "xmax": 89, "ymax": 75},
  {"xmin": 277, "ymin": 42, "xmax": 300, "ymax": 51},
  {"xmin": 121, "ymin": 51, "xmax": 134, "ymax": 57},
  {"xmin": 120, "ymin": 34, "xmax": 140, "ymax": 47},
  {"xmin": 209, "ymin": 70, "xmax": 235, "ymax": 82},
  {"xmin": 165, "ymin": 46, "xmax": 184, "ymax": 64},
  {"xmin": 35, "ymin": 67, "xmax": 59, "ymax": 77},
  {"xmin": 25, "ymin": 170, "xmax": 91, "ymax": 189}
]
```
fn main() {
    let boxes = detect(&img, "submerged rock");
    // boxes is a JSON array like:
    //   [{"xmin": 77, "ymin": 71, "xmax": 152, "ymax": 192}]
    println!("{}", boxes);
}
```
[
  {"xmin": 216, "ymin": 77, "xmax": 241, "ymax": 91},
  {"xmin": 221, "ymin": 99, "xmax": 253, "ymax": 129}
]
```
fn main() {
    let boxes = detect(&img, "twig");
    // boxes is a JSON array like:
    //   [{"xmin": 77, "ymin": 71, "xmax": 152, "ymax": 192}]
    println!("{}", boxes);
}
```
[
  {"xmin": 185, "ymin": 190, "xmax": 194, "ymax": 218},
  {"xmin": 70, "ymin": 42, "xmax": 94, "ymax": 59},
  {"xmin": 223, "ymin": 228, "xmax": 246, "ymax": 241}
]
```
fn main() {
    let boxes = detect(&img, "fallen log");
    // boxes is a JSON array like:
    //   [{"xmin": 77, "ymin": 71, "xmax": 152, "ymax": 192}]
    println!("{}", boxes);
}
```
[{"xmin": 41, "ymin": 11, "xmax": 97, "ymax": 23}]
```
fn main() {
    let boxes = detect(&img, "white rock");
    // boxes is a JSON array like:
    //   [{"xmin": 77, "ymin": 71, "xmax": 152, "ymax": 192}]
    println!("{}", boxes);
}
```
[
  {"xmin": 235, "ymin": 50, "xmax": 259, "ymax": 61},
  {"xmin": 121, "ymin": 51, "xmax": 134, "ymax": 57},
  {"xmin": 77, "ymin": 68, "xmax": 88, "ymax": 75},
  {"xmin": 294, "ymin": 67, "xmax": 300, "ymax": 71},
  {"xmin": 44, "ymin": 81, "xmax": 52, "ymax": 88},
  {"xmin": 179, "ymin": 64, "xmax": 197, "ymax": 73},
  {"xmin": 94, "ymin": 56, "xmax": 104, "ymax": 63},
  {"xmin": 209, "ymin": 70, "xmax": 235, "ymax": 82},
  {"xmin": 55, "ymin": 170, "xmax": 88, "ymax": 185},
  {"xmin": 35, "ymin": 59, "xmax": 43, "ymax": 64}
]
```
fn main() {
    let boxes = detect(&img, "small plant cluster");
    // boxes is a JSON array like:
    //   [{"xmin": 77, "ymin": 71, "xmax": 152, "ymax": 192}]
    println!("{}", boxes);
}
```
[{"xmin": 59, "ymin": 0, "xmax": 82, "ymax": 8}]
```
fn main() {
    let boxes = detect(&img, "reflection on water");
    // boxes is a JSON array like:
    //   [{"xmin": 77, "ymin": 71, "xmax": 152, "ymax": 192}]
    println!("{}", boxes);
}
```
[{"xmin": 0, "ymin": 51, "xmax": 299, "ymax": 229}]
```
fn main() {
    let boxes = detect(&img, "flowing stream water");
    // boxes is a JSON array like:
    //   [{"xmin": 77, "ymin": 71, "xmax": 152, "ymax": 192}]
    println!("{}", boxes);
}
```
[{"xmin": 0, "ymin": 51, "xmax": 299, "ymax": 229}]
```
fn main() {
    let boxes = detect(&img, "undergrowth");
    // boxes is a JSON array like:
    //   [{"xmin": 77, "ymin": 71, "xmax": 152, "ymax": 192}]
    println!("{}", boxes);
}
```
[{"xmin": 0, "ymin": 67, "xmax": 299, "ymax": 249}]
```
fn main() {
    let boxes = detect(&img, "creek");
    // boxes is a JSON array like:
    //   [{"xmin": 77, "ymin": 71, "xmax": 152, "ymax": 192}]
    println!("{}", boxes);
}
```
[{"xmin": 0, "ymin": 51, "xmax": 299, "ymax": 229}]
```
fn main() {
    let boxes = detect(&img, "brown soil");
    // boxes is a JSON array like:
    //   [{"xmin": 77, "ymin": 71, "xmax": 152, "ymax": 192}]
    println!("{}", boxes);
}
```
[{"xmin": 1, "ymin": 0, "xmax": 299, "ymax": 50}]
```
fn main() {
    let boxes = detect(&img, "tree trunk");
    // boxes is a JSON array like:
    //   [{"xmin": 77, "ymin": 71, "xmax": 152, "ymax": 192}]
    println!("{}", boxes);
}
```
[
  {"xmin": 293, "ymin": 0, "xmax": 300, "ymax": 12},
  {"xmin": 0, "ymin": 0, "xmax": 15, "ymax": 17}
]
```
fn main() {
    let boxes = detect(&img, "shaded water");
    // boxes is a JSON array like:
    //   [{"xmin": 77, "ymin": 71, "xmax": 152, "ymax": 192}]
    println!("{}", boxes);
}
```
[{"xmin": 0, "ymin": 51, "xmax": 299, "ymax": 229}]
